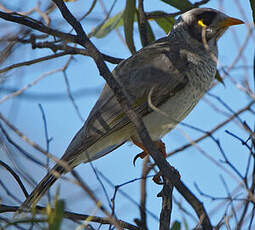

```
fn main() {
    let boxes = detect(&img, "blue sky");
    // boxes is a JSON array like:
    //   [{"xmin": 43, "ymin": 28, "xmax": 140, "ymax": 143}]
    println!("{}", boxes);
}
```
[{"xmin": 1, "ymin": 0, "xmax": 254, "ymax": 229}]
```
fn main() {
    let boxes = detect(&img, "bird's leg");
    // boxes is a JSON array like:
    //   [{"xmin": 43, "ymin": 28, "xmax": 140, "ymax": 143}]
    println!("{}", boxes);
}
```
[
  {"xmin": 131, "ymin": 137, "xmax": 167, "ymax": 166},
  {"xmin": 131, "ymin": 137, "xmax": 149, "ymax": 166},
  {"xmin": 152, "ymin": 140, "xmax": 168, "ymax": 184},
  {"xmin": 131, "ymin": 137, "xmax": 166, "ymax": 184},
  {"xmin": 153, "ymin": 165, "xmax": 180, "ymax": 185},
  {"xmin": 131, "ymin": 137, "xmax": 179, "ymax": 184}
]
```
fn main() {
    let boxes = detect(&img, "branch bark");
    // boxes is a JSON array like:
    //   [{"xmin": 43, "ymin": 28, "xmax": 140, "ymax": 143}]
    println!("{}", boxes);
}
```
[
  {"xmin": 138, "ymin": 0, "xmax": 149, "ymax": 46},
  {"xmin": 0, "ymin": 204, "xmax": 139, "ymax": 230},
  {"xmin": 0, "ymin": 11, "xmax": 76, "ymax": 42},
  {"xmin": 157, "ymin": 178, "xmax": 173, "ymax": 230}
]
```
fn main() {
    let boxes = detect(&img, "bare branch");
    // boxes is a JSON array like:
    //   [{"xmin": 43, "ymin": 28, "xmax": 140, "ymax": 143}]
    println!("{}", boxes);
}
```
[
  {"xmin": 168, "ymin": 101, "xmax": 255, "ymax": 157},
  {"xmin": 0, "ymin": 160, "xmax": 28, "ymax": 198},
  {"xmin": 0, "ymin": 112, "xmax": 71, "ymax": 171},
  {"xmin": 157, "ymin": 178, "xmax": 173, "ymax": 230},
  {"xmin": 0, "ymin": 51, "xmax": 71, "ymax": 74},
  {"xmin": 70, "ymin": 170, "xmax": 123, "ymax": 230},
  {"xmin": 0, "ymin": 204, "xmax": 139, "ymax": 230},
  {"xmin": 0, "ymin": 11, "xmax": 76, "ymax": 42},
  {"xmin": 0, "ymin": 68, "xmax": 62, "ymax": 104},
  {"xmin": 138, "ymin": 0, "xmax": 149, "ymax": 46}
]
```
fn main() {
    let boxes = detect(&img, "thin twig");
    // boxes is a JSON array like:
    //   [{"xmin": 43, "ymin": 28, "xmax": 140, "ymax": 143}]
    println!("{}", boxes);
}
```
[
  {"xmin": 0, "ymin": 180, "xmax": 22, "ymax": 203},
  {"xmin": 0, "ymin": 68, "xmax": 62, "ymax": 104},
  {"xmin": 71, "ymin": 171, "xmax": 123, "ymax": 230},
  {"xmin": 137, "ymin": 156, "xmax": 150, "ymax": 230},
  {"xmin": 33, "ymin": 41, "xmax": 123, "ymax": 64},
  {"xmin": 0, "ymin": 204, "xmax": 139, "ymax": 230},
  {"xmin": 0, "ymin": 160, "xmax": 29, "ymax": 198},
  {"xmin": 0, "ymin": 11, "xmax": 77, "ymax": 42},
  {"xmin": 0, "ymin": 51, "xmax": 71, "ymax": 74},
  {"xmin": 62, "ymin": 63, "xmax": 84, "ymax": 122},
  {"xmin": 38, "ymin": 104, "xmax": 52, "ymax": 204},
  {"xmin": 0, "ymin": 123, "xmax": 45, "ymax": 167},
  {"xmin": 0, "ymin": 112, "xmax": 71, "ymax": 171},
  {"xmin": 0, "ymin": 44, "xmax": 122, "ymax": 75},
  {"xmin": 167, "ymin": 101, "xmax": 255, "ymax": 157},
  {"xmin": 96, "ymin": 170, "xmax": 158, "ymax": 221}
]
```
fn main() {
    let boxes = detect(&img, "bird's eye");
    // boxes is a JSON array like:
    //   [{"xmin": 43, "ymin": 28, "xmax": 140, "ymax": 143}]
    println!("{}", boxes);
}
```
[
  {"xmin": 197, "ymin": 11, "xmax": 217, "ymax": 27},
  {"xmin": 198, "ymin": 19, "xmax": 207, "ymax": 27}
]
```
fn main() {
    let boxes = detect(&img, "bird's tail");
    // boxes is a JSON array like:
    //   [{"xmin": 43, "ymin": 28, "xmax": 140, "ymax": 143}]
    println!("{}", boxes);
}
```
[{"xmin": 19, "ymin": 164, "xmax": 65, "ymax": 212}]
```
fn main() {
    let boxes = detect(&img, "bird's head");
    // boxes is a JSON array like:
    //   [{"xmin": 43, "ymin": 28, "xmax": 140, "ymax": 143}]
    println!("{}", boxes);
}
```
[{"xmin": 173, "ymin": 8, "xmax": 244, "ymax": 44}]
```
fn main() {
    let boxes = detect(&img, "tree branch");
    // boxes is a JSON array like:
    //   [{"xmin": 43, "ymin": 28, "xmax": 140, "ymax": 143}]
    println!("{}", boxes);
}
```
[
  {"xmin": 0, "ymin": 204, "xmax": 139, "ymax": 230},
  {"xmin": 0, "ymin": 11, "xmax": 76, "ymax": 42},
  {"xmin": 0, "ymin": 160, "xmax": 28, "ymax": 198},
  {"xmin": 138, "ymin": 0, "xmax": 149, "ymax": 46},
  {"xmin": 157, "ymin": 178, "xmax": 173, "ymax": 230}
]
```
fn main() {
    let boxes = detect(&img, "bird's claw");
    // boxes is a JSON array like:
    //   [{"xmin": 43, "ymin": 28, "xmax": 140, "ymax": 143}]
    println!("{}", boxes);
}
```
[
  {"xmin": 153, "ymin": 166, "xmax": 181, "ymax": 185},
  {"xmin": 133, "ymin": 151, "xmax": 148, "ymax": 166},
  {"xmin": 153, "ymin": 172, "xmax": 164, "ymax": 185}
]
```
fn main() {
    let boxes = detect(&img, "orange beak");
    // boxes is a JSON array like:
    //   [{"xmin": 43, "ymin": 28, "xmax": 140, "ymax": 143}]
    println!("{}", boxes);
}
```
[{"xmin": 219, "ymin": 17, "xmax": 244, "ymax": 28}]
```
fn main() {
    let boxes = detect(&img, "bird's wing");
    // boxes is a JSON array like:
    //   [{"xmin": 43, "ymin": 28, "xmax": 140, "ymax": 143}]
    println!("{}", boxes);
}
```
[{"xmin": 63, "ymin": 37, "xmax": 190, "ymax": 164}]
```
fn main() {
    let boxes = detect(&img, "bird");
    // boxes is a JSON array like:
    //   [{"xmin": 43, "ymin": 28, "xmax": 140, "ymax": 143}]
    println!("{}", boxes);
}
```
[{"xmin": 20, "ymin": 8, "xmax": 244, "ymax": 210}]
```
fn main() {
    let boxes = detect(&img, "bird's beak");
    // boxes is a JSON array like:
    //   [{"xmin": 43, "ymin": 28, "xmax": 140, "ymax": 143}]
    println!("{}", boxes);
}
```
[{"xmin": 219, "ymin": 17, "xmax": 244, "ymax": 28}]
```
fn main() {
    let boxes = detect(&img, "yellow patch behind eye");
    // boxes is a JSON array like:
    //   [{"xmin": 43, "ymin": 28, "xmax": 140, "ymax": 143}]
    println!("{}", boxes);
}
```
[{"xmin": 198, "ymin": 19, "xmax": 206, "ymax": 27}]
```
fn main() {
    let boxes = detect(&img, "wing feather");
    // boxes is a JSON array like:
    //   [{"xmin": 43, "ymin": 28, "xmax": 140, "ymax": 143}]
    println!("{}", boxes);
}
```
[{"xmin": 63, "ymin": 37, "xmax": 189, "ymax": 163}]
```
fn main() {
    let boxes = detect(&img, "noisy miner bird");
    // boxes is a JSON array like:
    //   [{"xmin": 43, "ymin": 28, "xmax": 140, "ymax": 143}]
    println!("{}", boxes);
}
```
[{"xmin": 21, "ymin": 8, "xmax": 243, "ymax": 209}]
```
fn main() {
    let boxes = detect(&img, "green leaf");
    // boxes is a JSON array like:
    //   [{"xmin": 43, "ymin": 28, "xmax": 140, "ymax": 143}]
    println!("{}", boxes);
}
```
[
  {"xmin": 171, "ymin": 221, "xmax": 181, "ymax": 230},
  {"xmin": 151, "ymin": 11, "xmax": 175, "ymax": 34},
  {"xmin": 249, "ymin": 0, "xmax": 255, "ymax": 24},
  {"xmin": 48, "ymin": 199, "xmax": 65, "ymax": 230},
  {"xmin": 160, "ymin": 0, "xmax": 192, "ymax": 11},
  {"xmin": 146, "ymin": 20, "xmax": 156, "ymax": 44},
  {"xmin": 215, "ymin": 70, "xmax": 225, "ymax": 86},
  {"xmin": 123, "ymin": 0, "xmax": 136, "ymax": 54},
  {"xmin": 183, "ymin": 217, "xmax": 189, "ymax": 230},
  {"xmin": 92, "ymin": 12, "xmax": 124, "ymax": 38}
]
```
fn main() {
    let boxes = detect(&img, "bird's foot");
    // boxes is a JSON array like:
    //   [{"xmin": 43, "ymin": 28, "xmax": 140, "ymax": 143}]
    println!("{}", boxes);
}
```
[
  {"xmin": 131, "ymin": 137, "xmax": 180, "ymax": 184},
  {"xmin": 133, "ymin": 151, "xmax": 147, "ymax": 166},
  {"xmin": 153, "ymin": 166, "xmax": 180, "ymax": 185},
  {"xmin": 131, "ymin": 138, "xmax": 167, "ymax": 166},
  {"xmin": 153, "ymin": 171, "xmax": 163, "ymax": 184}
]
